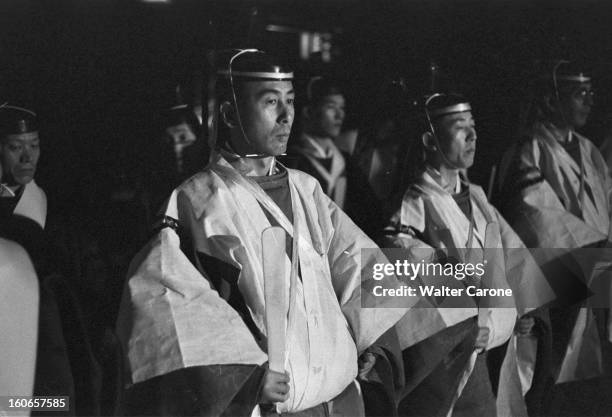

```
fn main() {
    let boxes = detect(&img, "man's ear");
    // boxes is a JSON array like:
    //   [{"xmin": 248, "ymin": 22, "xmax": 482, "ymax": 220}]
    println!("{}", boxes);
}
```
[
  {"xmin": 220, "ymin": 101, "xmax": 237, "ymax": 128},
  {"xmin": 301, "ymin": 106, "xmax": 311, "ymax": 121},
  {"xmin": 422, "ymin": 131, "xmax": 437, "ymax": 151},
  {"xmin": 543, "ymin": 93, "xmax": 558, "ymax": 114}
]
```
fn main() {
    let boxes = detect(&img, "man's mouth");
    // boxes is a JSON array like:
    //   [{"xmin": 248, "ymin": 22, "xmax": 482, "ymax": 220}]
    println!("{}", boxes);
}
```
[{"xmin": 16, "ymin": 167, "xmax": 35, "ymax": 176}]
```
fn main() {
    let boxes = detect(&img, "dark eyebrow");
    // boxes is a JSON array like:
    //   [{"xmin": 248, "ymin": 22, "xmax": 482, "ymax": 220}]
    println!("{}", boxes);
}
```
[
  {"xmin": 256, "ymin": 89, "xmax": 295, "ymax": 98},
  {"xmin": 449, "ymin": 116, "xmax": 473, "ymax": 124}
]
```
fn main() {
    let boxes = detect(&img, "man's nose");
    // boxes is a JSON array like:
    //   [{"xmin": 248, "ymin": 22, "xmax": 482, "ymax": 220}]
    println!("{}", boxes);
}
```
[
  {"xmin": 467, "ymin": 127, "xmax": 477, "ymax": 141},
  {"xmin": 20, "ymin": 148, "xmax": 32, "ymax": 163},
  {"xmin": 336, "ymin": 109, "xmax": 345, "ymax": 121},
  {"xmin": 278, "ymin": 103, "xmax": 294, "ymax": 125}
]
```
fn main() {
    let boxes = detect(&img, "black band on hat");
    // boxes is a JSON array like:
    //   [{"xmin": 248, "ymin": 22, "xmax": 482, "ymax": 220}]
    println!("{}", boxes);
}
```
[
  {"xmin": 550, "ymin": 60, "xmax": 592, "ymax": 86},
  {"xmin": 556, "ymin": 74, "xmax": 591, "ymax": 83},
  {"xmin": 210, "ymin": 49, "xmax": 294, "ymax": 157},
  {"xmin": 425, "ymin": 93, "xmax": 472, "ymax": 118},
  {"xmin": 428, "ymin": 102, "xmax": 472, "ymax": 117},
  {"xmin": 216, "ymin": 49, "xmax": 294, "ymax": 81},
  {"xmin": 0, "ymin": 105, "xmax": 38, "ymax": 136},
  {"xmin": 216, "ymin": 70, "xmax": 294, "ymax": 80}
]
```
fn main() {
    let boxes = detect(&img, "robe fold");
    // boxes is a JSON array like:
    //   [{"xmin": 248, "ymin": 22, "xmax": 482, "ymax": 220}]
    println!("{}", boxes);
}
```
[{"xmin": 117, "ymin": 153, "xmax": 414, "ymax": 415}]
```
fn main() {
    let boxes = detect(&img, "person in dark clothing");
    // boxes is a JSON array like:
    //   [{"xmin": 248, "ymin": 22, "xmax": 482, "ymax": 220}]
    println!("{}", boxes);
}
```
[
  {"xmin": 0, "ymin": 104, "xmax": 106, "ymax": 416},
  {"xmin": 141, "ymin": 103, "xmax": 209, "ymax": 221},
  {"xmin": 285, "ymin": 77, "xmax": 382, "ymax": 239}
]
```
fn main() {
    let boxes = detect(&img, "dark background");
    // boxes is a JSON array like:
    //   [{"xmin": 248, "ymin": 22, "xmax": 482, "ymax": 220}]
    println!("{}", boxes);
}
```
[
  {"xmin": 2, "ymin": 0, "xmax": 612, "ymax": 213},
  {"xmin": 5, "ymin": 5, "xmax": 612, "ymax": 412}
]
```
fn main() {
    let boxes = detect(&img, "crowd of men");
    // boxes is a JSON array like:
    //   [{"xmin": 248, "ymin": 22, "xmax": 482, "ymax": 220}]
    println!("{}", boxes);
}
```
[{"xmin": 1, "ymin": 48, "xmax": 611, "ymax": 417}]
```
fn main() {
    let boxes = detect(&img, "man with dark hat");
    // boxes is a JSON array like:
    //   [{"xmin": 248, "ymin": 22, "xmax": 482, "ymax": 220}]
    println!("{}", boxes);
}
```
[
  {"xmin": 383, "ymin": 93, "xmax": 552, "ymax": 416},
  {"xmin": 117, "ymin": 49, "xmax": 414, "ymax": 416},
  {"xmin": 496, "ymin": 60, "xmax": 612, "ymax": 414},
  {"xmin": 139, "ymin": 103, "xmax": 208, "ymax": 227},
  {"xmin": 0, "ymin": 105, "xmax": 84, "ymax": 416},
  {"xmin": 0, "ymin": 105, "xmax": 46, "ymax": 228}
]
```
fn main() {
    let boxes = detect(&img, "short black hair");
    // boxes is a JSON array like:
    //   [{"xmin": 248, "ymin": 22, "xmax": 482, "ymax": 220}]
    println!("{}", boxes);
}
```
[
  {"xmin": 304, "ymin": 77, "xmax": 344, "ymax": 107},
  {"xmin": 162, "ymin": 105, "xmax": 201, "ymax": 136}
]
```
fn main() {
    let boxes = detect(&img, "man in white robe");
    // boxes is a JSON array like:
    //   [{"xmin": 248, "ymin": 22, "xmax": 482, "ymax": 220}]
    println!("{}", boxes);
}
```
[
  {"xmin": 384, "ymin": 93, "xmax": 553, "ymax": 417},
  {"xmin": 496, "ymin": 62, "xmax": 611, "ymax": 413},
  {"xmin": 117, "ymin": 50, "xmax": 414, "ymax": 416}
]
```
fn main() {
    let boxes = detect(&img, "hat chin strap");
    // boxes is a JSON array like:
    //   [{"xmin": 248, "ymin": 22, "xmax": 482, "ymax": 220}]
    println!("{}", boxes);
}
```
[
  {"xmin": 424, "ymin": 93, "xmax": 462, "ymax": 171},
  {"xmin": 221, "ymin": 141, "xmax": 269, "ymax": 159},
  {"xmin": 228, "ymin": 49, "xmax": 266, "ymax": 157},
  {"xmin": 425, "ymin": 122, "xmax": 461, "ymax": 171},
  {"xmin": 218, "ymin": 145, "xmax": 279, "ymax": 176},
  {"xmin": 430, "ymin": 136, "xmax": 461, "ymax": 171}
]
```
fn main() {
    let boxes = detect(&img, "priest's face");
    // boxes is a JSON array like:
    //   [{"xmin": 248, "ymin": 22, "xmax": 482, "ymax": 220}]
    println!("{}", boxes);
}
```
[
  {"xmin": 165, "ymin": 122, "xmax": 197, "ymax": 163},
  {"xmin": 435, "ymin": 111, "xmax": 477, "ymax": 170},
  {"xmin": 557, "ymin": 82, "xmax": 594, "ymax": 129},
  {"xmin": 0, "ymin": 131, "xmax": 40, "ymax": 186},
  {"xmin": 233, "ymin": 80, "xmax": 295, "ymax": 156},
  {"xmin": 309, "ymin": 94, "xmax": 346, "ymax": 138}
]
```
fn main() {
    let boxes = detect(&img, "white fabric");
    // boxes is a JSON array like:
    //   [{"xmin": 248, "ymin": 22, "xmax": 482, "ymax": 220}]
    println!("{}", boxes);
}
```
[
  {"xmin": 0, "ymin": 238, "xmax": 39, "ymax": 403},
  {"xmin": 13, "ymin": 180, "xmax": 47, "ymax": 228},
  {"xmin": 385, "ymin": 169, "xmax": 554, "ymax": 415},
  {"xmin": 499, "ymin": 123, "xmax": 610, "ymax": 250},
  {"xmin": 498, "ymin": 123, "xmax": 611, "ymax": 379},
  {"xmin": 385, "ymin": 170, "xmax": 516, "ymax": 344},
  {"xmin": 496, "ymin": 334, "xmax": 536, "ymax": 417},
  {"xmin": 295, "ymin": 133, "xmax": 347, "ymax": 208},
  {"xmin": 556, "ymin": 307, "xmax": 603, "ymax": 383},
  {"xmin": 118, "ymin": 153, "xmax": 411, "ymax": 412}
]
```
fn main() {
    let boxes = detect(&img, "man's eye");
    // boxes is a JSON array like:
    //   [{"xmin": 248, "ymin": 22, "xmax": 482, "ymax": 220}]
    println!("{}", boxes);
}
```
[
  {"xmin": 9, "ymin": 145, "xmax": 21, "ymax": 152},
  {"xmin": 266, "ymin": 98, "xmax": 278, "ymax": 105},
  {"xmin": 577, "ymin": 90, "xmax": 595, "ymax": 98},
  {"xmin": 287, "ymin": 98, "xmax": 295, "ymax": 105}
]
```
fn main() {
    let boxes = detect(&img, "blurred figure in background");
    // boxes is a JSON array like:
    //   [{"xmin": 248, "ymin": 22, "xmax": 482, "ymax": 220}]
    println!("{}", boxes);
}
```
[
  {"xmin": 288, "ymin": 76, "xmax": 348, "ymax": 207},
  {"xmin": 0, "ymin": 105, "xmax": 46, "ymax": 227},
  {"xmin": 345, "ymin": 78, "xmax": 415, "ymax": 238},
  {"xmin": 141, "ymin": 103, "xmax": 208, "ymax": 225},
  {"xmin": 496, "ymin": 60, "xmax": 611, "ymax": 416},
  {"xmin": 286, "ymin": 76, "xmax": 382, "ymax": 238},
  {"xmin": 0, "ymin": 105, "xmax": 76, "ymax": 415},
  {"xmin": 597, "ymin": 104, "xmax": 612, "ymax": 177},
  {"xmin": 0, "ymin": 103, "xmax": 110, "ymax": 416}
]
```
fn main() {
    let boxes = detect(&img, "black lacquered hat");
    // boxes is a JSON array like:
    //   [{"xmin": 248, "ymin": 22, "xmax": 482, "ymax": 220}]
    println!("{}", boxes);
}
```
[{"xmin": 0, "ymin": 105, "xmax": 38, "ymax": 136}]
